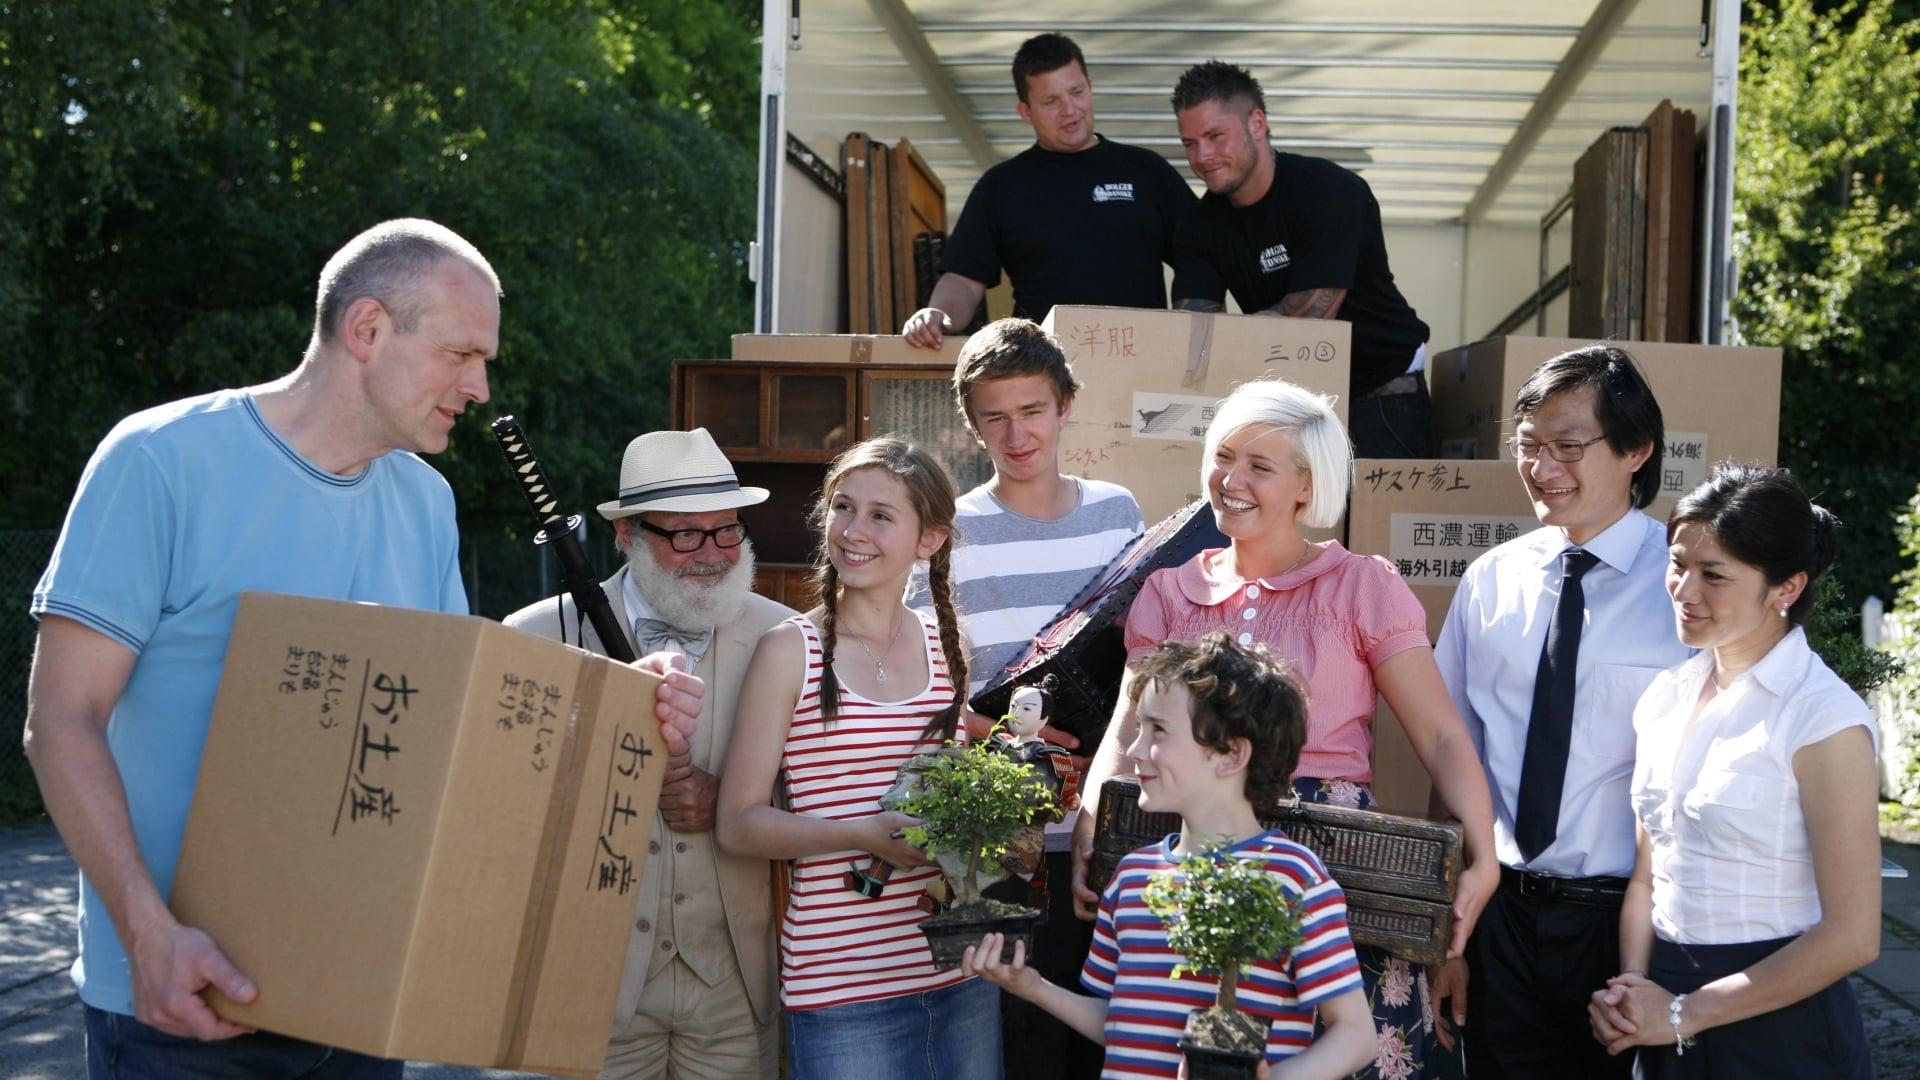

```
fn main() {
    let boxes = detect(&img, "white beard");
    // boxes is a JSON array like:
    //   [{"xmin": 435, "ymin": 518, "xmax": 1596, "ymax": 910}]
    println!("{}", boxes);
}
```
[{"xmin": 627, "ymin": 539, "xmax": 756, "ymax": 633}]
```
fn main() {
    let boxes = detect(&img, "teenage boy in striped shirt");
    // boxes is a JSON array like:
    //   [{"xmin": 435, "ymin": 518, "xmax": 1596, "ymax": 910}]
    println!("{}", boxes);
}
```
[
  {"xmin": 961, "ymin": 634, "xmax": 1374, "ymax": 1080},
  {"xmin": 907, "ymin": 315, "xmax": 1144, "ymax": 1078}
]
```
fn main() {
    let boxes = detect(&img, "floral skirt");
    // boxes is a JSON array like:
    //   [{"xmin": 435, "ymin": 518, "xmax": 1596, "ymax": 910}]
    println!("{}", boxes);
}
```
[{"xmin": 1294, "ymin": 778, "xmax": 1445, "ymax": 1080}]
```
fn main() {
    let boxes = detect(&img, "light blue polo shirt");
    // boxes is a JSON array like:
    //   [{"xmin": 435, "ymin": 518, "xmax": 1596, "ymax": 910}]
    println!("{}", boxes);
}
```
[{"xmin": 30, "ymin": 388, "xmax": 467, "ymax": 1015}]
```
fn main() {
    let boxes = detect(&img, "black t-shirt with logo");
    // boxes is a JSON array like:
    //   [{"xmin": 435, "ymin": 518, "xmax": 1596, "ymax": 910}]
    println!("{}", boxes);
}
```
[
  {"xmin": 938, "ymin": 135, "xmax": 1198, "ymax": 321},
  {"xmin": 1175, "ymin": 150, "xmax": 1429, "ymax": 397}
]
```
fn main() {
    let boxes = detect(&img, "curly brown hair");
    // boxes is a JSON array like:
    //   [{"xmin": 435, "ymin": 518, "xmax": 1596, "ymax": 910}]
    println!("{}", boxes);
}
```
[{"xmin": 1126, "ymin": 632, "xmax": 1307, "ymax": 807}]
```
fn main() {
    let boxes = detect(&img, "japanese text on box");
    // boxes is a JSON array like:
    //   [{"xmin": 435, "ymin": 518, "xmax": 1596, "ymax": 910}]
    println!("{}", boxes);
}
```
[
  {"xmin": 1362, "ymin": 462, "xmax": 1476, "ymax": 495},
  {"xmin": 1065, "ymin": 322, "xmax": 1136, "ymax": 362},
  {"xmin": 1388, "ymin": 512, "xmax": 1541, "ymax": 586},
  {"xmin": 591, "ymin": 724, "xmax": 655, "ymax": 895},
  {"xmin": 276, "ymin": 645, "xmax": 354, "ymax": 728},
  {"xmin": 330, "ymin": 665, "xmax": 417, "ymax": 833},
  {"xmin": 1659, "ymin": 432, "xmax": 1710, "ymax": 497},
  {"xmin": 496, "ymin": 673, "xmax": 565, "ymax": 772}
]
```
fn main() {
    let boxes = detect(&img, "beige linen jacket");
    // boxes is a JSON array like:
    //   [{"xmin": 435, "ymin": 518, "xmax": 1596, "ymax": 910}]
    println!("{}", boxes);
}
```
[{"xmin": 502, "ymin": 566, "xmax": 794, "ymax": 1028}]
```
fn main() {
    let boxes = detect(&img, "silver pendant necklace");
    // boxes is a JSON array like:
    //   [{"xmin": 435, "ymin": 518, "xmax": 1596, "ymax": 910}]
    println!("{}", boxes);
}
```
[{"xmin": 848, "ymin": 612, "xmax": 907, "ymax": 683}]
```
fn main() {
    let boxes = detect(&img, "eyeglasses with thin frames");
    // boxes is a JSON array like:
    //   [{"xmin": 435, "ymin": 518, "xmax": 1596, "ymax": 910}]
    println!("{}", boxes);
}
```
[
  {"xmin": 635, "ymin": 519, "xmax": 749, "ymax": 553},
  {"xmin": 1505, "ymin": 434, "xmax": 1608, "ymax": 463}
]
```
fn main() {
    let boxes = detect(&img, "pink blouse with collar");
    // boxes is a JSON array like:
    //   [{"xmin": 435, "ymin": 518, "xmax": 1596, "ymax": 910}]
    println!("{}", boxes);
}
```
[{"xmin": 1123, "ymin": 542, "xmax": 1430, "ymax": 784}]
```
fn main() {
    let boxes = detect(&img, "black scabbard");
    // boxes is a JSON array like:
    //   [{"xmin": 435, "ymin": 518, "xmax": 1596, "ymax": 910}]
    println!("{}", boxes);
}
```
[{"xmin": 490, "ymin": 416, "xmax": 638, "ymax": 664}]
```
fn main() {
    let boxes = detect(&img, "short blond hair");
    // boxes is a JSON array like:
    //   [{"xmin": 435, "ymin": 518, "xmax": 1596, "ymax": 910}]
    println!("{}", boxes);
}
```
[{"xmin": 1200, "ymin": 378, "xmax": 1351, "ymax": 529}]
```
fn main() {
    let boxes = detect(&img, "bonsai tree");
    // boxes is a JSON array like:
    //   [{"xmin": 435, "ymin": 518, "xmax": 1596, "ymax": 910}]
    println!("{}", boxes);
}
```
[
  {"xmin": 1142, "ymin": 845, "xmax": 1304, "ymax": 1078},
  {"xmin": 894, "ymin": 731, "xmax": 1061, "ymax": 966}
]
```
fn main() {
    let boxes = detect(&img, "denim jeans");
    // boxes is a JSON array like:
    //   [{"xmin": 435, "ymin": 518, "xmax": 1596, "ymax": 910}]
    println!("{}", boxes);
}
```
[
  {"xmin": 1348, "ymin": 386, "xmax": 1434, "ymax": 459},
  {"xmin": 85, "ymin": 1006, "xmax": 403, "ymax": 1080},
  {"xmin": 786, "ymin": 976, "xmax": 1003, "ymax": 1080}
]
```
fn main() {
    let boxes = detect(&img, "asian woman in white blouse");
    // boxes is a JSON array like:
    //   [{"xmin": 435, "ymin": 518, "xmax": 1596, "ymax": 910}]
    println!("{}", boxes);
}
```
[{"xmin": 1587, "ymin": 464, "xmax": 1879, "ymax": 1077}]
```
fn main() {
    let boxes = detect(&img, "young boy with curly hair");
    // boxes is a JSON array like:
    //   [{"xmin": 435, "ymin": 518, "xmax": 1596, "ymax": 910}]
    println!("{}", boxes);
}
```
[{"xmin": 962, "ymin": 632, "xmax": 1374, "ymax": 1078}]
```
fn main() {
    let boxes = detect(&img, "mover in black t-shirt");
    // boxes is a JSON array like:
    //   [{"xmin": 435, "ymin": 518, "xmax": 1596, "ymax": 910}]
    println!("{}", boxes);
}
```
[
  {"xmin": 1168, "ymin": 61, "xmax": 1434, "ymax": 458},
  {"xmin": 902, "ymin": 35, "xmax": 1196, "ymax": 347}
]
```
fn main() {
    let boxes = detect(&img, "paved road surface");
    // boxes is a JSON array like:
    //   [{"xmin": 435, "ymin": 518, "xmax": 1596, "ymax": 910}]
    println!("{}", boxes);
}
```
[{"xmin": 6, "ymin": 822, "xmax": 1919, "ymax": 1077}]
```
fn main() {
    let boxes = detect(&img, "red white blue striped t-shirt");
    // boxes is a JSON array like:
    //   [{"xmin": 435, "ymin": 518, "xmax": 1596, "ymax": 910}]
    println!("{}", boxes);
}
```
[
  {"xmin": 778, "ymin": 611, "xmax": 973, "ymax": 1010},
  {"xmin": 1080, "ymin": 829, "xmax": 1364, "ymax": 1078}
]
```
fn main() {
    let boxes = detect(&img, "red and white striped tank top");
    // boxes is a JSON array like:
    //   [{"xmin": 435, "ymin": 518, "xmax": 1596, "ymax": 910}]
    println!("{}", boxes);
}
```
[{"xmin": 778, "ymin": 610, "xmax": 972, "ymax": 1011}]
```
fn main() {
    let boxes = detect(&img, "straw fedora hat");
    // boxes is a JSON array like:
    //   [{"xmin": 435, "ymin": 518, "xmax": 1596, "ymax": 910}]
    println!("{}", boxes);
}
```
[{"xmin": 595, "ymin": 428, "xmax": 770, "ymax": 520}]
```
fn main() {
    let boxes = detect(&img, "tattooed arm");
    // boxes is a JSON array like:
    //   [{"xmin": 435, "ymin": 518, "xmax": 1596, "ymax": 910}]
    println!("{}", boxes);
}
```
[
  {"xmin": 1173, "ymin": 297, "xmax": 1225, "ymax": 313},
  {"xmin": 1263, "ymin": 287, "xmax": 1347, "ymax": 320}
]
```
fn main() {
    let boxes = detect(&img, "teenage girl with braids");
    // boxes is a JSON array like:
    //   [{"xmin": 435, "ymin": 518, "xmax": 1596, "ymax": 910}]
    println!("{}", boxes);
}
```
[{"xmin": 716, "ymin": 435, "xmax": 1000, "ymax": 1080}]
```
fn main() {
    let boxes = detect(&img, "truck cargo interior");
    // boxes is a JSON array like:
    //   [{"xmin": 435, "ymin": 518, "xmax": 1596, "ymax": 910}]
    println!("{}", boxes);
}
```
[{"xmin": 750, "ymin": 0, "xmax": 1740, "ymax": 351}]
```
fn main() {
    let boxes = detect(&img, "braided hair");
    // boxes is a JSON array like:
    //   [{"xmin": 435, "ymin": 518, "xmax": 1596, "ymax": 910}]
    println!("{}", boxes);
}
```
[{"xmin": 808, "ymin": 436, "xmax": 966, "ymax": 741}]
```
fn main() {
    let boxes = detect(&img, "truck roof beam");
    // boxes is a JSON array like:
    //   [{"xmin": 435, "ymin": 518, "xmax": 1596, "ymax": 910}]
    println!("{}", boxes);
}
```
[
  {"xmin": 864, "ymin": 0, "xmax": 998, "ymax": 170},
  {"xmin": 1462, "ymin": 0, "xmax": 1639, "ymax": 223}
]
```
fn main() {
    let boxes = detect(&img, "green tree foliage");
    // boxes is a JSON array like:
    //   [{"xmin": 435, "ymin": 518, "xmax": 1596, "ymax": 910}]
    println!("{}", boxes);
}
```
[
  {"xmin": 1141, "ymin": 847, "xmax": 1302, "ymax": 1014},
  {"xmin": 1805, "ymin": 573, "xmax": 1903, "ymax": 692},
  {"xmin": 0, "ymin": 1, "xmax": 761, "ymax": 540},
  {"xmin": 1737, "ymin": 0, "xmax": 1920, "ymax": 604}
]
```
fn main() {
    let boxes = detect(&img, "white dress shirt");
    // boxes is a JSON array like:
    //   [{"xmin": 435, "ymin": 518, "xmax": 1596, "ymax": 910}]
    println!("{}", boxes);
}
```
[
  {"xmin": 1632, "ymin": 627, "xmax": 1877, "ymax": 944},
  {"xmin": 1435, "ymin": 509, "xmax": 1692, "ymax": 878}
]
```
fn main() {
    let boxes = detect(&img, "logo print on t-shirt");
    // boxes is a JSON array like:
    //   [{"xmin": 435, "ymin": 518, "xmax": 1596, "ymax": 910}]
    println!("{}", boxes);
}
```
[
  {"xmin": 1092, "ymin": 183, "xmax": 1136, "ymax": 203},
  {"xmin": 1260, "ymin": 243, "xmax": 1291, "ymax": 274}
]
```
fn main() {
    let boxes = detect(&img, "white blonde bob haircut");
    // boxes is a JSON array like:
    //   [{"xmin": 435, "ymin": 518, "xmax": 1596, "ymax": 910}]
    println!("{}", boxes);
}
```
[{"xmin": 1199, "ymin": 378, "xmax": 1352, "ymax": 530}]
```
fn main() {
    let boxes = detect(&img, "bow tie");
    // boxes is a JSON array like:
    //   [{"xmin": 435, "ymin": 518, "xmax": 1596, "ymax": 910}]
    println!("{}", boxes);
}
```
[{"xmin": 631, "ymin": 617, "xmax": 712, "ymax": 664}]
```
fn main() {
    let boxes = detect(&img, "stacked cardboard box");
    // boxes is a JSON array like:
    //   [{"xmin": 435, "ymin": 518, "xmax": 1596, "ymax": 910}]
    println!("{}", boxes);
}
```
[
  {"xmin": 1040, "ymin": 305, "xmax": 1352, "ymax": 526},
  {"xmin": 1347, "ymin": 460, "xmax": 1542, "ymax": 813},
  {"xmin": 172, "ymin": 593, "xmax": 666, "ymax": 1077},
  {"xmin": 1355, "ymin": 325, "xmax": 1780, "ymax": 808},
  {"xmin": 730, "ymin": 332, "xmax": 964, "ymax": 368},
  {"xmin": 1429, "ymin": 335, "xmax": 1782, "ymax": 521}
]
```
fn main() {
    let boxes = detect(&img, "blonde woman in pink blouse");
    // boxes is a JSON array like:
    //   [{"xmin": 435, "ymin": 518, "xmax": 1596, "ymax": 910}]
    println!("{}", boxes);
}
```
[{"xmin": 1070, "ymin": 377, "xmax": 1498, "ymax": 1079}]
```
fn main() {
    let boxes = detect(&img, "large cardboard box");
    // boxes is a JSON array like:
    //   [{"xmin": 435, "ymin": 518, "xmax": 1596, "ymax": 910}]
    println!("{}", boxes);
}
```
[
  {"xmin": 1346, "ymin": 460, "xmax": 1543, "ymax": 814},
  {"xmin": 171, "ymin": 593, "xmax": 666, "ymax": 1076},
  {"xmin": 1429, "ymin": 335, "xmax": 1782, "ymax": 519},
  {"xmin": 1041, "ymin": 306, "xmax": 1352, "ymax": 524},
  {"xmin": 730, "ymin": 331, "xmax": 965, "ymax": 367}
]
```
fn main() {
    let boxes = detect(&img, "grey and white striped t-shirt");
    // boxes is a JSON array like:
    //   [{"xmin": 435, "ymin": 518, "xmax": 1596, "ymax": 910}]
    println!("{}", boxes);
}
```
[{"xmin": 909, "ymin": 477, "xmax": 1143, "ymax": 694}]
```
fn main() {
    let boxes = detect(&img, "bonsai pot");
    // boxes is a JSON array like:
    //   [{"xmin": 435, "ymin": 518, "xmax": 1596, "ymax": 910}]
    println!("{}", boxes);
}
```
[
  {"xmin": 1177, "ymin": 1039, "xmax": 1263, "ymax": 1080},
  {"xmin": 917, "ymin": 899, "xmax": 1043, "ymax": 970},
  {"xmin": 1177, "ymin": 1005, "xmax": 1271, "ymax": 1080}
]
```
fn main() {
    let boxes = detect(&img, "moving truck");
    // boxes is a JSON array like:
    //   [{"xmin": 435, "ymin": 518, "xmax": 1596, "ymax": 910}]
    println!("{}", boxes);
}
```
[{"xmin": 743, "ymin": 0, "xmax": 1743, "ymax": 349}]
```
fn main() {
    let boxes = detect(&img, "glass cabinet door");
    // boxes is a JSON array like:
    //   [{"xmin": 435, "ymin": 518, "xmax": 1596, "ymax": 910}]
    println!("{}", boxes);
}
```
[
  {"xmin": 861, "ymin": 371, "xmax": 992, "ymax": 491},
  {"xmin": 769, "ymin": 372, "xmax": 853, "ymax": 457},
  {"xmin": 684, "ymin": 368, "xmax": 761, "ymax": 451}
]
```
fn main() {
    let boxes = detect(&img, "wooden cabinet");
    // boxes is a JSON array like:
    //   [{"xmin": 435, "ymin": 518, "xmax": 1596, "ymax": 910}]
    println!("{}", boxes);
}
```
[
  {"xmin": 673, "ymin": 358, "xmax": 990, "ymax": 606},
  {"xmin": 682, "ymin": 365, "xmax": 854, "ymax": 461}
]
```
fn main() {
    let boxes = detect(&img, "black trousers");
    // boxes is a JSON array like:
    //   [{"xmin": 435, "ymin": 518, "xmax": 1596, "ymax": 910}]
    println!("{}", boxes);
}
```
[
  {"xmin": 1000, "ymin": 851, "xmax": 1103, "ymax": 1080},
  {"xmin": 1634, "ymin": 936, "xmax": 1870, "ymax": 1079},
  {"xmin": 1464, "ymin": 876, "xmax": 1633, "ymax": 1080},
  {"xmin": 1349, "ymin": 385, "xmax": 1433, "ymax": 459}
]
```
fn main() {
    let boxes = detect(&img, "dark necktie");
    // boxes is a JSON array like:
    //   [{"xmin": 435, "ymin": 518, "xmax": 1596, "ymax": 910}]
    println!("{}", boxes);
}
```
[{"xmin": 1515, "ymin": 548, "xmax": 1601, "ymax": 862}]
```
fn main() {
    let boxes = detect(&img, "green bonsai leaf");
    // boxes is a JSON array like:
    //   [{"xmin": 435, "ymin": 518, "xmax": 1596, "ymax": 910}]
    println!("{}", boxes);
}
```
[
  {"xmin": 894, "ymin": 734, "xmax": 1060, "ymax": 903},
  {"xmin": 1141, "ymin": 845, "xmax": 1304, "ymax": 1011}
]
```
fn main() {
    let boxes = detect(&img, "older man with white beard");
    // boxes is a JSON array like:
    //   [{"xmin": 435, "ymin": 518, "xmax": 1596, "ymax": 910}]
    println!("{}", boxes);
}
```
[{"xmin": 505, "ymin": 428, "xmax": 794, "ymax": 1080}]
